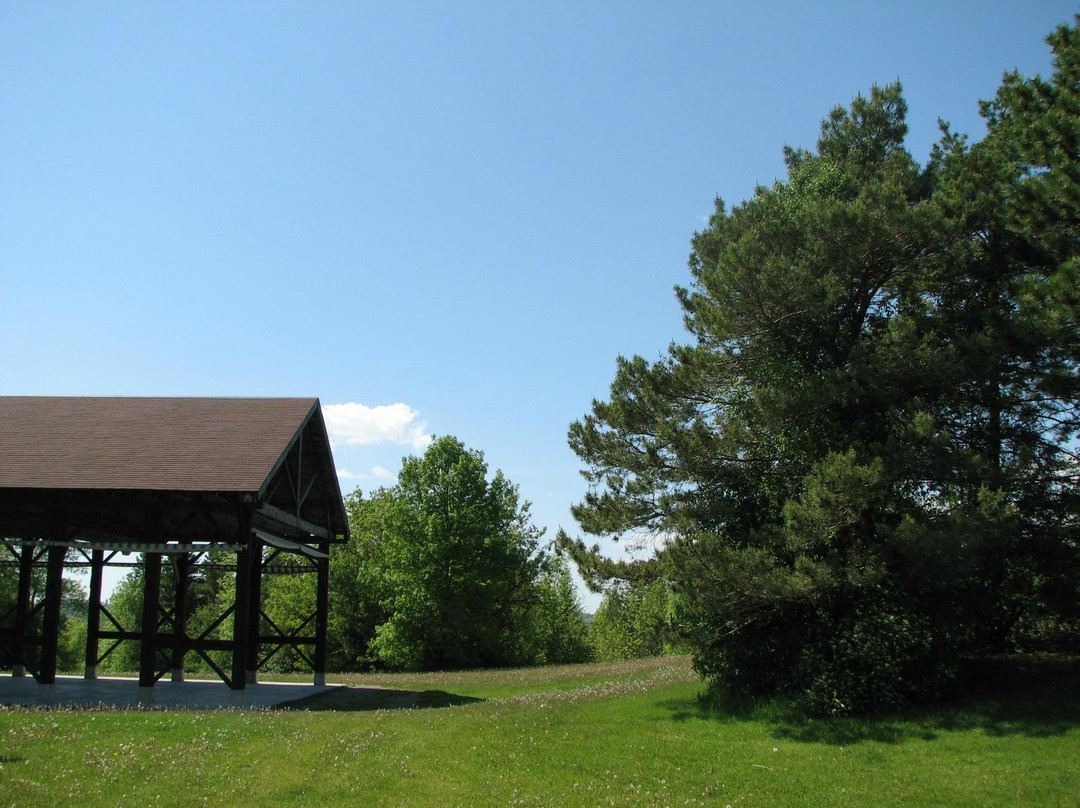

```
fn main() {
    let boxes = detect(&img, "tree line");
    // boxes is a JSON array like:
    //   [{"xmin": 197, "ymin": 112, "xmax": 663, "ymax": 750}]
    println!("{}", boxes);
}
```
[{"xmin": 2, "ymin": 435, "xmax": 673, "ymax": 677}]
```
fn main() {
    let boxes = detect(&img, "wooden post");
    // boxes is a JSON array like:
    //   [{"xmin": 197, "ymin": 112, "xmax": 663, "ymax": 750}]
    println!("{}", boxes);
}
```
[
  {"xmin": 38, "ymin": 544, "xmax": 66, "ymax": 697},
  {"xmin": 84, "ymin": 549, "xmax": 104, "ymax": 679},
  {"xmin": 138, "ymin": 552, "xmax": 163, "ymax": 701},
  {"xmin": 11, "ymin": 543, "xmax": 34, "ymax": 677},
  {"xmin": 231, "ymin": 528, "xmax": 253, "ymax": 693},
  {"xmin": 171, "ymin": 554, "xmax": 190, "ymax": 682},
  {"xmin": 313, "ymin": 540, "xmax": 330, "ymax": 686},
  {"xmin": 243, "ymin": 540, "xmax": 263, "ymax": 685}
]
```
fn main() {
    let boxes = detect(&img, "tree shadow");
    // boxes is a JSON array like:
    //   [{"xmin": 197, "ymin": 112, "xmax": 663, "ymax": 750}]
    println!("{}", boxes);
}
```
[
  {"xmin": 280, "ymin": 686, "xmax": 484, "ymax": 712},
  {"xmin": 661, "ymin": 655, "xmax": 1080, "ymax": 745}
]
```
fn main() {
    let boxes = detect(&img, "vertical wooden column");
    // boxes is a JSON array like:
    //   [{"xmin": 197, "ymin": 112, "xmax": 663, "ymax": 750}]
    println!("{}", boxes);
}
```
[
  {"xmin": 313, "ymin": 540, "xmax": 330, "ymax": 686},
  {"xmin": 244, "ymin": 540, "xmax": 263, "ymax": 684},
  {"xmin": 171, "ymin": 554, "xmax": 190, "ymax": 682},
  {"xmin": 230, "ymin": 515, "xmax": 253, "ymax": 692},
  {"xmin": 138, "ymin": 552, "xmax": 163, "ymax": 698},
  {"xmin": 84, "ymin": 549, "xmax": 104, "ymax": 679},
  {"xmin": 37, "ymin": 544, "xmax": 66, "ymax": 693},
  {"xmin": 11, "ymin": 543, "xmax": 34, "ymax": 677}
]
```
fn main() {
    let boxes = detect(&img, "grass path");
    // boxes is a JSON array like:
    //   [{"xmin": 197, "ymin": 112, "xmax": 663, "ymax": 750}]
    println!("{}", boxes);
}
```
[{"xmin": 1, "ymin": 655, "xmax": 1078, "ymax": 807}]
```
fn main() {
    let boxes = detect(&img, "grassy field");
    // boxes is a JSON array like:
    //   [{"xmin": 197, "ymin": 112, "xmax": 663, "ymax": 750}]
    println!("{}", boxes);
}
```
[{"xmin": 1, "ymin": 655, "xmax": 1078, "ymax": 807}]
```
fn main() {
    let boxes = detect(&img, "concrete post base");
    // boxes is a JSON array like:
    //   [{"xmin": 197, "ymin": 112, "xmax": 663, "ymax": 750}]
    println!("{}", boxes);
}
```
[
  {"xmin": 12, "ymin": 664, "xmax": 27, "ymax": 678},
  {"xmin": 171, "ymin": 669, "xmax": 185, "ymax": 683},
  {"xmin": 245, "ymin": 670, "xmax": 258, "ymax": 685},
  {"xmin": 38, "ymin": 683, "xmax": 57, "ymax": 703},
  {"xmin": 314, "ymin": 672, "xmax": 326, "ymax": 687},
  {"xmin": 84, "ymin": 665, "xmax": 98, "ymax": 680},
  {"xmin": 229, "ymin": 688, "xmax": 250, "ymax": 708},
  {"xmin": 137, "ymin": 686, "xmax": 156, "ymax": 706}
]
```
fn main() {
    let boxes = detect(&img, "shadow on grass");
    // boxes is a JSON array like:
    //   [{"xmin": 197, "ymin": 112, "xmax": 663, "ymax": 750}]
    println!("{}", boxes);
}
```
[
  {"xmin": 280, "ymin": 686, "xmax": 484, "ymax": 712},
  {"xmin": 660, "ymin": 654, "xmax": 1080, "ymax": 745}
]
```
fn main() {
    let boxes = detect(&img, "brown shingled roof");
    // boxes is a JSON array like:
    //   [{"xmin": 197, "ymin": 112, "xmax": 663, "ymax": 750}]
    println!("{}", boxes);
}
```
[{"xmin": 0, "ymin": 396, "xmax": 318, "ymax": 492}]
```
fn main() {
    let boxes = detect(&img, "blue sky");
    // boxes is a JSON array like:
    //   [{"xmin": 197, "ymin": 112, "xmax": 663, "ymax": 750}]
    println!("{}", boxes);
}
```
[{"xmin": 2, "ymin": 2, "xmax": 1075, "ymax": 606}]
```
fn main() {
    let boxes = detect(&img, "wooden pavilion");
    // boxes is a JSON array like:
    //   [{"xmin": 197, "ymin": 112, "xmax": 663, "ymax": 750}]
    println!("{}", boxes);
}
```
[{"xmin": 0, "ymin": 396, "xmax": 349, "ymax": 699}]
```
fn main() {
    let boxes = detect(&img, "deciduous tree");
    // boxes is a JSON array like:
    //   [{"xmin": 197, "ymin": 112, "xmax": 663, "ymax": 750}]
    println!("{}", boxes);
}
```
[{"xmin": 355, "ymin": 436, "xmax": 546, "ymax": 670}]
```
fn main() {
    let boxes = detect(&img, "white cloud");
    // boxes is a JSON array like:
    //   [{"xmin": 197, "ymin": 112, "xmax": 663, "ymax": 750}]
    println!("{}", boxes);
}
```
[
  {"xmin": 336, "ymin": 466, "xmax": 398, "ymax": 483},
  {"xmin": 324, "ymin": 402, "xmax": 432, "ymax": 451}
]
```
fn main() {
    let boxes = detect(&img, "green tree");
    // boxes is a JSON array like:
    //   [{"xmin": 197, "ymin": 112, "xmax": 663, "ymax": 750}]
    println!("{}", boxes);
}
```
[
  {"xmin": 354, "ymin": 436, "xmax": 546, "ymax": 671},
  {"xmin": 332, "ymin": 482, "xmax": 590, "ymax": 671},
  {"xmin": 260, "ymin": 567, "xmax": 316, "ymax": 674},
  {"xmin": 925, "ymin": 20, "xmax": 1080, "ymax": 649},
  {"xmin": 56, "ymin": 577, "xmax": 89, "ymax": 672},
  {"xmin": 563, "ymin": 20, "xmax": 1080, "ymax": 713},
  {"xmin": 98, "ymin": 565, "xmax": 142, "ymax": 672},
  {"xmin": 326, "ymin": 490, "xmax": 391, "ymax": 670},
  {"xmin": 588, "ymin": 584, "xmax": 635, "ymax": 662},
  {"xmin": 588, "ymin": 578, "xmax": 676, "ymax": 662},
  {"xmin": 522, "ymin": 553, "xmax": 592, "ymax": 665},
  {"xmin": 567, "ymin": 81, "xmax": 946, "ymax": 711}
]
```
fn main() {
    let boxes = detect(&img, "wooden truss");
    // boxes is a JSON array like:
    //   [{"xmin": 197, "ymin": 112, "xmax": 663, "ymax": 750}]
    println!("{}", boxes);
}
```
[{"xmin": 0, "ymin": 532, "xmax": 332, "ymax": 692}]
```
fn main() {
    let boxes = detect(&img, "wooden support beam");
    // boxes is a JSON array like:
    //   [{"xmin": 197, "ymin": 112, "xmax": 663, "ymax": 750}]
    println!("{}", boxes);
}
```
[
  {"xmin": 1, "ymin": 538, "xmax": 244, "ymax": 554},
  {"xmin": 97, "ymin": 630, "xmax": 147, "ymax": 643},
  {"xmin": 254, "ymin": 529, "xmax": 329, "ymax": 559},
  {"xmin": 230, "ymin": 517, "xmax": 254, "ymax": 691},
  {"xmin": 297, "ymin": 466, "xmax": 319, "ymax": 511},
  {"xmin": 171, "ymin": 554, "xmax": 191, "ymax": 681},
  {"xmin": 245, "ymin": 539, "xmax": 263, "ymax": 684},
  {"xmin": 11, "ymin": 544, "xmax": 34, "ymax": 677},
  {"xmin": 314, "ymin": 539, "xmax": 330, "ymax": 686},
  {"xmin": 96, "ymin": 632, "xmax": 237, "ymax": 653},
  {"xmin": 37, "ymin": 544, "xmax": 66, "ymax": 686},
  {"xmin": 253, "ymin": 503, "xmax": 331, "ymax": 540},
  {"xmin": 294, "ymin": 434, "xmax": 303, "ymax": 508},
  {"xmin": 84, "ymin": 549, "xmax": 104, "ymax": 679}
]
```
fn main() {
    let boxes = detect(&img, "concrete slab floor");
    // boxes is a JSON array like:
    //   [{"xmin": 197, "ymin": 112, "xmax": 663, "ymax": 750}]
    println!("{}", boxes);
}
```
[{"xmin": 0, "ymin": 673, "xmax": 337, "ymax": 710}]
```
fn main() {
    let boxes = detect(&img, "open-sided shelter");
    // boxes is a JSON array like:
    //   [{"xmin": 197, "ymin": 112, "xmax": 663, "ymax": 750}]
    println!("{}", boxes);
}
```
[{"xmin": 0, "ymin": 396, "xmax": 349, "ymax": 698}]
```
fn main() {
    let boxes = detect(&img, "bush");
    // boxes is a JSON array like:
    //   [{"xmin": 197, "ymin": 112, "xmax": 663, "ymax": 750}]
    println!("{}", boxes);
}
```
[
  {"xmin": 794, "ymin": 597, "xmax": 958, "ymax": 715},
  {"xmin": 694, "ymin": 589, "xmax": 961, "ymax": 716}
]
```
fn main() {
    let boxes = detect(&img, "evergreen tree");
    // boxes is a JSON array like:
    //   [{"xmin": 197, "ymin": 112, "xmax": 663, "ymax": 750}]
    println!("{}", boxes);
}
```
[
  {"xmin": 563, "ymin": 20, "xmax": 1080, "ymax": 713},
  {"xmin": 522, "ymin": 553, "xmax": 592, "ymax": 665}
]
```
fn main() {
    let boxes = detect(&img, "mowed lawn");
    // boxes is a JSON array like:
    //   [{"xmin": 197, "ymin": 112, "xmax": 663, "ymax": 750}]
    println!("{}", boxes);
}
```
[{"xmin": 1, "ymin": 655, "xmax": 1078, "ymax": 807}]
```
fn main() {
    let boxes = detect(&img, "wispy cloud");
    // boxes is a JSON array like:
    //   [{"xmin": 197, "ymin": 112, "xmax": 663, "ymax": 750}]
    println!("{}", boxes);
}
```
[{"xmin": 323, "ymin": 402, "xmax": 432, "ymax": 452}]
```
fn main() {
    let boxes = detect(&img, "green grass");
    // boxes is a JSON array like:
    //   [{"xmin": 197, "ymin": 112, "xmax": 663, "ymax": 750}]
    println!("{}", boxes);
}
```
[{"xmin": 2, "ymin": 655, "xmax": 1078, "ymax": 807}]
